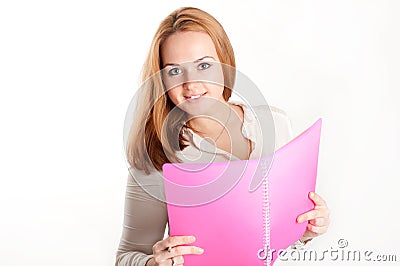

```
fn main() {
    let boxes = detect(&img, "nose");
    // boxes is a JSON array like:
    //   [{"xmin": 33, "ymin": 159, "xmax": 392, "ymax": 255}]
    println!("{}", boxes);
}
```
[
  {"xmin": 182, "ymin": 67, "xmax": 200, "ymax": 90},
  {"xmin": 183, "ymin": 80, "xmax": 200, "ymax": 91},
  {"xmin": 182, "ymin": 66, "xmax": 197, "ymax": 83}
]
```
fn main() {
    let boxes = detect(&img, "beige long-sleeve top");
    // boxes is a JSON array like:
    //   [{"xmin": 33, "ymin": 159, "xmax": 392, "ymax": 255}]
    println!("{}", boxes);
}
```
[{"xmin": 115, "ymin": 102, "xmax": 294, "ymax": 266}]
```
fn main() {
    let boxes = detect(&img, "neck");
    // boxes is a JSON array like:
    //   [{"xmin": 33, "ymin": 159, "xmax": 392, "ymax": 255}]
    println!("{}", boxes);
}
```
[{"xmin": 187, "ymin": 102, "xmax": 232, "ymax": 135}]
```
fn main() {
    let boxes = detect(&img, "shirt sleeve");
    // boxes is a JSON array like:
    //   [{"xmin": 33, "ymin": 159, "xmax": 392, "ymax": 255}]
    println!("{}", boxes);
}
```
[{"xmin": 115, "ymin": 169, "xmax": 169, "ymax": 266}]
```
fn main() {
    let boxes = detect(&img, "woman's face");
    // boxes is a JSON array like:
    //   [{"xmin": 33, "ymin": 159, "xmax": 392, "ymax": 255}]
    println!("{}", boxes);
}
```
[{"xmin": 160, "ymin": 31, "xmax": 225, "ymax": 115}]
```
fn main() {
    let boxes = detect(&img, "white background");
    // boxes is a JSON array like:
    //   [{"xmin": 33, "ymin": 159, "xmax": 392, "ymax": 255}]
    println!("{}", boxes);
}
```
[{"xmin": 0, "ymin": 1, "xmax": 399, "ymax": 265}]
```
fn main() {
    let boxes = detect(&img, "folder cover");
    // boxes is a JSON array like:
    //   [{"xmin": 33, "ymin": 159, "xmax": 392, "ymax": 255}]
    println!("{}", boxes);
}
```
[{"xmin": 162, "ymin": 118, "xmax": 322, "ymax": 265}]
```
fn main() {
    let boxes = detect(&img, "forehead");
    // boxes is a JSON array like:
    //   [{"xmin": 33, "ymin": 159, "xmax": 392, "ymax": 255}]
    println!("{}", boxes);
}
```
[{"xmin": 160, "ymin": 31, "xmax": 219, "ymax": 66}]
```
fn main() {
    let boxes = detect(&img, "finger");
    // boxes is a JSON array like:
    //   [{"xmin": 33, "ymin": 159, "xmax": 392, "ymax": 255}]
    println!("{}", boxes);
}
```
[
  {"xmin": 297, "ymin": 201, "xmax": 330, "ymax": 223},
  {"xmin": 153, "ymin": 235, "xmax": 196, "ymax": 252},
  {"xmin": 158, "ymin": 245, "xmax": 204, "ymax": 261},
  {"xmin": 307, "ymin": 223, "xmax": 329, "ymax": 235},
  {"xmin": 297, "ymin": 208, "xmax": 329, "ymax": 223},
  {"xmin": 297, "ymin": 210, "xmax": 318, "ymax": 223},
  {"xmin": 309, "ymin": 217, "xmax": 329, "ymax": 227},
  {"xmin": 173, "ymin": 255, "xmax": 184, "ymax": 265},
  {"xmin": 309, "ymin": 192, "xmax": 327, "ymax": 207},
  {"xmin": 171, "ymin": 245, "xmax": 204, "ymax": 257}
]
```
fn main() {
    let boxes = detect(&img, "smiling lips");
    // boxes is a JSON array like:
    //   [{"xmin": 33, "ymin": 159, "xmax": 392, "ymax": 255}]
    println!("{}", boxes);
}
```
[{"xmin": 185, "ymin": 92, "xmax": 207, "ymax": 101}]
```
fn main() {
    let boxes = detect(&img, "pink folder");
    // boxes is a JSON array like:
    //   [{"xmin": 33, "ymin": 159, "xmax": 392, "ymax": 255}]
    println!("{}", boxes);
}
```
[{"xmin": 162, "ymin": 118, "xmax": 322, "ymax": 265}]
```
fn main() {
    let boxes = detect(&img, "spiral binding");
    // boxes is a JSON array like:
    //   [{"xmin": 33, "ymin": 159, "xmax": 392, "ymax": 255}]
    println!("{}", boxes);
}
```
[{"xmin": 261, "ymin": 157, "xmax": 271, "ymax": 266}]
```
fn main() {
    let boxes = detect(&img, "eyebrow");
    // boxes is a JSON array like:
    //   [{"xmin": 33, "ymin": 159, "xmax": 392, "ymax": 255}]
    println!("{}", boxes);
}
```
[{"xmin": 163, "ymin": 56, "xmax": 216, "ymax": 67}]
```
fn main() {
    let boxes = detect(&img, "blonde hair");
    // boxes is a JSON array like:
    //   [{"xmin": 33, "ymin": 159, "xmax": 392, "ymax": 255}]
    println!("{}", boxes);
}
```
[{"xmin": 126, "ymin": 7, "xmax": 236, "ymax": 174}]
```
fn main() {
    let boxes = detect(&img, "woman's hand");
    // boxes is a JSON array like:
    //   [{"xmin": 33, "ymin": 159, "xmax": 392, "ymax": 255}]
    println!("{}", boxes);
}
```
[
  {"xmin": 147, "ymin": 235, "xmax": 204, "ymax": 266},
  {"xmin": 296, "ymin": 192, "xmax": 330, "ymax": 242}
]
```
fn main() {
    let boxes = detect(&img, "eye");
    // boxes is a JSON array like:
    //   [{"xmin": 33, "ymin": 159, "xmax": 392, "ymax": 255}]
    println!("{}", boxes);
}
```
[
  {"xmin": 167, "ymin": 67, "xmax": 183, "ymax": 76},
  {"xmin": 198, "ymin": 62, "xmax": 211, "ymax": 70}
]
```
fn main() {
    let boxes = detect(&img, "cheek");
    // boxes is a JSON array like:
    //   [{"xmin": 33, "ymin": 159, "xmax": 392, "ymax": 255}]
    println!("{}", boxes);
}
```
[
  {"xmin": 167, "ymin": 87, "xmax": 182, "ymax": 105},
  {"xmin": 206, "ymin": 83, "xmax": 225, "ymax": 98}
]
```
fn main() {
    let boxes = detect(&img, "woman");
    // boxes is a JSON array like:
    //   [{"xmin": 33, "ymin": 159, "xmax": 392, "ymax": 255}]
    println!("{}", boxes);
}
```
[{"xmin": 116, "ymin": 7, "xmax": 330, "ymax": 266}]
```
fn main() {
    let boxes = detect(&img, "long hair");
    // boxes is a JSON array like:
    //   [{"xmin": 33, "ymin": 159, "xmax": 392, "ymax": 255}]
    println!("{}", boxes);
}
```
[{"xmin": 126, "ymin": 7, "xmax": 236, "ymax": 174}]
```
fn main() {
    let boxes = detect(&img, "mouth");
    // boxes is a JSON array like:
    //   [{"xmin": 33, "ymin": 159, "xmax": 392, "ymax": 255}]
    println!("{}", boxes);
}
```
[{"xmin": 184, "ymin": 92, "xmax": 207, "ymax": 101}]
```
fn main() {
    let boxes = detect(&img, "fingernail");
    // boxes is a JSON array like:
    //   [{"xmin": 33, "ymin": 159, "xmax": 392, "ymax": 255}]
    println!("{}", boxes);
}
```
[
  {"xmin": 190, "ymin": 236, "xmax": 196, "ymax": 241},
  {"xmin": 198, "ymin": 248, "xmax": 204, "ymax": 253},
  {"xmin": 310, "ymin": 192, "xmax": 314, "ymax": 198}
]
